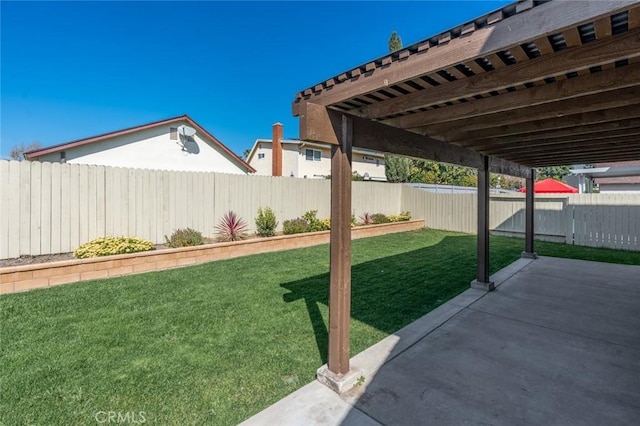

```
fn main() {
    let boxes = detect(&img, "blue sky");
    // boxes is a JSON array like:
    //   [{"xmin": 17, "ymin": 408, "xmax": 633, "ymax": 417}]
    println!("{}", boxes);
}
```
[{"xmin": 1, "ymin": 1, "xmax": 510, "ymax": 159}]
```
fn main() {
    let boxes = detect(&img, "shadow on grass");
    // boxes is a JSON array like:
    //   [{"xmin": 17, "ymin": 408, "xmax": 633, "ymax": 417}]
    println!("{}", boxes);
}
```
[{"xmin": 281, "ymin": 234, "xmax": 521, "ymax": 363}]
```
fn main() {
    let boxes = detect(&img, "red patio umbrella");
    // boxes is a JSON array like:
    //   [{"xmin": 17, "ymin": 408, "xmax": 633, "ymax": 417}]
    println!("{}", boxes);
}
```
[{"xmin": 519, "ymin": 178, "xmax": 578, "ymax": 193}]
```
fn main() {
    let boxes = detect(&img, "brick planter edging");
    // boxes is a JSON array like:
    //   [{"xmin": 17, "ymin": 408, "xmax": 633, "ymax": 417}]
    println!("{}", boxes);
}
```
[{"xmin": 0, "ymin": 220, "xmax": 424, "ymax": 294}]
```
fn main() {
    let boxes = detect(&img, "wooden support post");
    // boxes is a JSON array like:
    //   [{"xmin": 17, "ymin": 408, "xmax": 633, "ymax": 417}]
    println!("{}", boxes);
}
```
[
  {"xmin": 328, "ymin": 114, "xmax": 353, "ymax": 375},
  {"xmin": 471, "ymin": 155, "xmax": 494, "ymax": 291},
  {"xmin": 523, "ymin": 168, "xmax": 538, "ymax": 259}
]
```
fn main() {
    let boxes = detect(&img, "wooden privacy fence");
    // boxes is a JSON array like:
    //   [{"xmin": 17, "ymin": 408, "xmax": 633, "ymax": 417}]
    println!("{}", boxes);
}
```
[
  {"xmin": 2, "ymin": 160, "xmax": 639, "ymax": 259},
  {"xmin": 0, "ymin": 161, "xmax": 400, "ymax": 259}
]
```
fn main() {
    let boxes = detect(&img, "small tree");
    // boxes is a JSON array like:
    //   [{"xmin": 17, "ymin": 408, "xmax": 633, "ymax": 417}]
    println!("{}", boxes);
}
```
[
  {"xmin": 388, "ymin": 30, "xmax": 402, "ymax": 52},
  {"xmin": 384, "ymin": 31, "xmax": 407, "ymax": 181},
  {"xmin": 537, "ymin": 166, "xmax": 572, "ymax": 181},
  {"xmin": 255, "ymin": 207, "xmax": 278, "ymax": 237},
  {"xmin": 385, "ymin": 155, "xmax": 411, "ymax": 182},
  {"xmin": 9, "ymin": 142, "xmax": 42, "ymax": 160}
]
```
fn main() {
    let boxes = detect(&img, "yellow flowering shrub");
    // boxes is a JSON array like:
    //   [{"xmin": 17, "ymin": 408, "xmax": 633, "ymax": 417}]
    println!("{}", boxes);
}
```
[
  {"xmin": 386, "ymin": 211, "xmax": 412, "ymax": 222},
  {"xmin": 73, "ymin": 236, "xmax": 154, "ymax": 259}
]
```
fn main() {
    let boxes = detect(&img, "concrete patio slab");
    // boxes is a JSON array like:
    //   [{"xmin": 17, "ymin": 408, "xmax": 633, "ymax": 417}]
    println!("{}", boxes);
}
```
[
  {"xmin": 241, "ymin": 256, "xmax": 640, "ymax": 425},
  {"xmin": 239, "ymin": 380, "xmax": 380, "ymax": 426}
]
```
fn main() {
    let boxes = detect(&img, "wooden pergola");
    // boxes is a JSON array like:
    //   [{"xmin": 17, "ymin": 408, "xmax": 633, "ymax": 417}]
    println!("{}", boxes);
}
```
[{"xmin": 292, "ymin": 0, "xmax": 640, "ymax": 386}]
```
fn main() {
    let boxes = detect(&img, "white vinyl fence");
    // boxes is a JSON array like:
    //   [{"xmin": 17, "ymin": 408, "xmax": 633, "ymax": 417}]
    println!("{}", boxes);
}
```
[
  {"xmin": 1, "ymin": 160, "xmax": 639, "ymax": 259},
  {"xmin": 402, "ymin": 186, "xmax": 640, "ymax": 251},
  {"xmin": 566, "ymin": 193, "xmax": 640, "ymax": 250}
]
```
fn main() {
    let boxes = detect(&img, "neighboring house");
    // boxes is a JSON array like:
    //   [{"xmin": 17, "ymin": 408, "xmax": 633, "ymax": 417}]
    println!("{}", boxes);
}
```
[
  {"xmin": 569, "ymin": 161, "xmax": 640, "ymax": 193},
  {"xmin": 25, "ymin": 115, "xmax": 254, "ymax": 174},
  {"xmin": 247, "ymin": 123, "xmax": 386, "ymax": 180},
  {"xmin": 594, "ymin": 161, "xmax": 640, "ymax": 193}
]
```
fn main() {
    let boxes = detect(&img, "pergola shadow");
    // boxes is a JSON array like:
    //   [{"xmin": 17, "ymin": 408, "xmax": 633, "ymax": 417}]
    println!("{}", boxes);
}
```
[{"xmin": 281, "ymin": 234, "xmax": 520, "ymax": 364}]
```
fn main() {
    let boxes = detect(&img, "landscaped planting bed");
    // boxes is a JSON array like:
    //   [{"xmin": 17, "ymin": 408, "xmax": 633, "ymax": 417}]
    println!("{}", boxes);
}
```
[{"xmin": 0, "ymin": 220, "xmax": 423, "ymax": 294}]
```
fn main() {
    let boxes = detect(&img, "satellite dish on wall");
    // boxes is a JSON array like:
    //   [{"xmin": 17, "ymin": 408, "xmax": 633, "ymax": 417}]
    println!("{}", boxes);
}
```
[{"xmin": 178, "ymin": 125, "xmax": 197, "ymax": 137}]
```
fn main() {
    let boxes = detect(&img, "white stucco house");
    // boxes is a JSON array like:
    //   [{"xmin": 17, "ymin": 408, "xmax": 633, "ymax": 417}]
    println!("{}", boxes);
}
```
[
  {"xmin": 25, "ymin": 115, "xmax": 255, "ymax": 174},
  {"xmin": 247, "ymin": 123, "xmax": 386, "ymax": 180},
  {"xmin": 593, "ymin": 161, "xmax": 640, "ymax": 193},
  {"xmin": 569, "ymin": 161, "xmax": 640, "ymax": 193}
]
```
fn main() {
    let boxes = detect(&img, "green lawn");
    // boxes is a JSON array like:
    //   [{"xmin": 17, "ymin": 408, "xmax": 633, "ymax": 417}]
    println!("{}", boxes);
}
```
[{"xmin": 1, "ymin": 229, "xmax": 639, "ymax": 425}]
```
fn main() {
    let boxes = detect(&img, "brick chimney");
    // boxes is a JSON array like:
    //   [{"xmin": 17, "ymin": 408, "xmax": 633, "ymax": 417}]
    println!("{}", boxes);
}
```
[{"xmin": 272, "ymin": 122, "xmax": 283, "ymax": 177}]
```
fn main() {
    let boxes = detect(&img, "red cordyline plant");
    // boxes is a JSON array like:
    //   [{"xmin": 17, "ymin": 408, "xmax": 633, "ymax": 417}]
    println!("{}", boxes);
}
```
[
  {"xmin": 215, "ymin": 211, "xmax": 248, "ymax": 242},
  {"xmin": 360, "ymin": 212, "xmax": 374, "ymax": 225}
]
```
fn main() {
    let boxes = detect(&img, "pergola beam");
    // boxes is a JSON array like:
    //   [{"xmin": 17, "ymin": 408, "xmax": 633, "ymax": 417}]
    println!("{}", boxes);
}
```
[
  {"xmin": 386, "ymin": 63, "xmax": 640, "ymax": 129},
  {"xmin": 420, "ymin": 86, "xmax": 640, "ymax": 136},
  {"xmin": 299, "ymin": 102, "xmax": 532, "ymax": 178},
  {"xmin": 469, "ymin": 125, "xmax": 640, "ymax": 151},
  {"xmin": 484, "ymin": 134, "xmax": 640, "ymax": 156},
  {"xmin": 529, "ymin": 150, "xmax": 640, "ymax": 167},
  {"xmin": 504, "ymin": 146, "xmax": 640, "ymax": 164},
  {"xmin": 439, "ymin": 106, "xmax": 640, "ymax": 143}
]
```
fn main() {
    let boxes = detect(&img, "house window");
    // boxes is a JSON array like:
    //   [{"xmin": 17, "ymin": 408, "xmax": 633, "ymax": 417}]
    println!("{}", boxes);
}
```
[
  {"xmin": 258, "ymin": 153, "xmax": 265, "ymax": 159},
  {"xmin": 305, "ymin": 149, "xmax": 321, "ymax": 162},
  {"xmin": 376, "ymin": 159, "xmax": 380, "ymax": 167},
  {"xmin": 170, "ymin": 127, "xmax": 177, "ymax": 140},
  {"xmin": 60, "ymin": 151, "xmax": 66, "ymax": 163}
]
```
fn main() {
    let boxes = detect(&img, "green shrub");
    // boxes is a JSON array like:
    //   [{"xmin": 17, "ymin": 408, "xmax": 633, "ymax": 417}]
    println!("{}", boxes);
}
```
[
  {"xmin": 255, "ymin": 207, "xmax": 278, "ymax": 237},
  {"xmin": 371, "ymin": 213, "xmax": 391, "ymax": 224},
  {"xmin": 302, "ymin": 210, "xmax": 330, "ymax": 232},
  {"xmin": 283, "ymin": 210, "xmax": 332, "ymax": 235},
  {"xmin": 73, "ymin": 236, "xmax": 154, "ymax": 259},
  {"xmin": 215, "ymin": 211, "xmax": 248, "ymax": 242},
  {"xmin": 164, "ymin": 228, "xmax": 204, "ymax": 248},
  {"xmin": 320, "ymin": 218, "xmax": 331, "ymax": 230},
  {"xmin": 282, "ymin": 218, "xmax": 309, "ymax": 235},
  {"xmin": 360, "ymin": 211, "xmax": 410, "ymax": 224}
]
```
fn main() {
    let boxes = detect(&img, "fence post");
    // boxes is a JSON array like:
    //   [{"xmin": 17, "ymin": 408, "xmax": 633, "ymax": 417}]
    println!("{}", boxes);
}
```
[{"xmin": 565, "ymin": 198, "xmax": 574, "ymax": 246}]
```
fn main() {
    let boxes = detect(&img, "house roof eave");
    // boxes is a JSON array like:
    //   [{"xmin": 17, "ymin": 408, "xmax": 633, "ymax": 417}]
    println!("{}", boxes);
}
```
[{"xmin": 24, "ymin": 115, "xmax": 256, "ymax": 173}]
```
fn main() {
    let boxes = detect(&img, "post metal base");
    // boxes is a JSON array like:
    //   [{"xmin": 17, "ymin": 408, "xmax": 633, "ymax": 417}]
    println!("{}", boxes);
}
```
[
  {"xmin": 521, "ymin": 251, "xmax": 538, "ymax": 259},
  {"xmin": 470, "ymin": 279, "xmax": 495, "ymax": 292}
]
